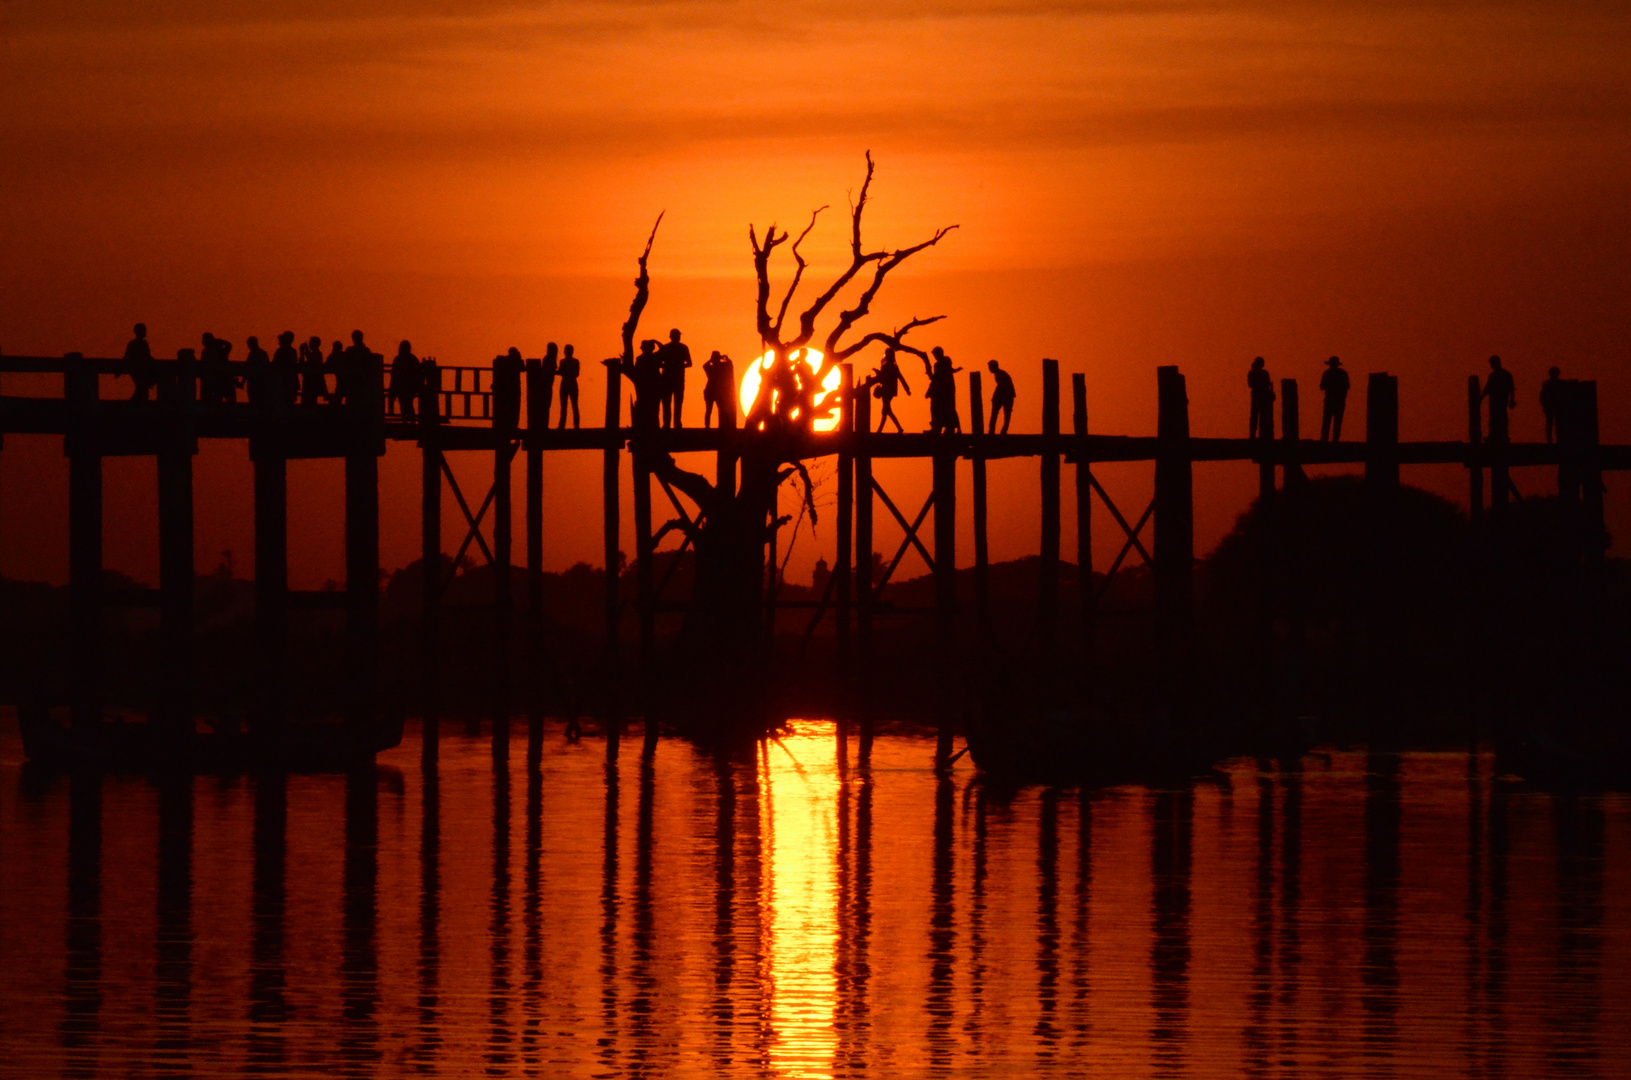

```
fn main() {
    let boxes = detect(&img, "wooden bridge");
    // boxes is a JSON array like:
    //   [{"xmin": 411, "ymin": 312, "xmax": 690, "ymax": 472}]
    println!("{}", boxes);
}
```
[{"xmin": 0, "ymin": 348, "xmax": 1617, "ymax": 768}]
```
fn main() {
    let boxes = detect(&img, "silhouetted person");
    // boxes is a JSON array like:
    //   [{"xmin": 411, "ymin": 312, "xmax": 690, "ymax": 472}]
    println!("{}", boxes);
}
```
[
  {"xmin": 925, "ymin": 346, "xmax": 962, "ymax": 435},
  {"xmin": 658, "ymin": 328, "xmax": 691, "ymax": 428},
  {"xmin": 123, "ymin": 322, "xmax": 157, "ymax": 401},
  {"xmin": 338, "ymin": 330, "xmax": 379, "ymax": 410},
  {"xmin": 1319, "ymin": 356, "xmax": 1349, "ymax": 442},
  {"xmin": 622, "ymin": 339, "xmax": 663, "ymax": 430},
  {"xmin": 325, "ymin": 340, "xmax": 346, "ymax": 404},
  {"xmin": 1482, "ymin": 354, "xmax": 1515, "ymax": 443},
  {"xmin": 987, "ymin": 359, "xmax": 1015, "ymax": 434},
  {"xmin": 869, "ymin": 348, "xmax": 911, "ymax": 433},
  {"xmin": 1541, "ymin": 366, "xmax": 1562, "ymax": 444},
  {"xmin": 201, "ymin": 332, "xmax": 237, "ymax": 405},
  {"xmin": 391, "ymin": 340, "xmax": 423, "ymax": 420},
  {"xmin": 534, "ymin": 342, "xmax": 558, "ymax": 429},
  {"xmin": 556, "ymin": 345, "xmax": 581, "ymax": 429},
  {"xmin": 272, "ymin": 331, "xmax": 300, "ymax": 405},
  {"xmin": 493, "ymin": 346, "xmax": 524, "ymax": 431},
  {"xmin": 1248, "ymin": 356, "xmax": 1275, "ymax": 440},
  {"xmin": 297, "ymin": 336, "xmax": 323, "ymax": 405},
  {"xmin": 702, "ymin": 350, "xmax": 737, "ymax": 429},
  {"xmin": 244, "ymin": 335, "xmax": 274, "ymax": 406}
]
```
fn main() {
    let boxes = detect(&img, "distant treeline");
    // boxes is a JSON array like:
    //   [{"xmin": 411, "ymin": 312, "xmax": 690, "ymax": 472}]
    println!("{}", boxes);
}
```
[{"xmin": 5, "ymin": 477, "xmax": 1627, "ymax": 750}]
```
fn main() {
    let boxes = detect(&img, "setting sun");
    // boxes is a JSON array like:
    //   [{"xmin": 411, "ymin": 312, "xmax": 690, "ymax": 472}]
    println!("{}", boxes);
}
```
[{"xmin": 739, "ymin": 348, "xmax": 843, "ymax": 432}]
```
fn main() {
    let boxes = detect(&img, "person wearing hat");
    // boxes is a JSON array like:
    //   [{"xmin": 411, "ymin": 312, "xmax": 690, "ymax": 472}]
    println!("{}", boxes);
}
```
[{"xmin": 1319, "ymin": 356, "xmax": 1350, "ymax": 442}]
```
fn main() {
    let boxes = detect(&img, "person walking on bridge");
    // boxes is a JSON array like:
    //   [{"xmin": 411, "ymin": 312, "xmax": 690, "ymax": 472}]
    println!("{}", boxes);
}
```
[
  {"xmin": 1248, "ymin": 356, "xmax": 1275, "ymax": 440},
  {"xmin": 1319, "ymin": 356, "xmax": 1349, "ymax": 442},
  {"xmin": 987, "ymin": 359, "xmax": 1016, "ymax": 434},
  {"xmin": 868, "ymin": 348, "xmax": 911, "ymax": 433}
]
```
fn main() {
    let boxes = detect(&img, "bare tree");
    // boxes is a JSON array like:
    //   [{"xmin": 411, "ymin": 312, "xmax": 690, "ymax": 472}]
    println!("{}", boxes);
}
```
[{"xmin": 638, "ymin": 154, "xmax": 956, "ymax": 734}]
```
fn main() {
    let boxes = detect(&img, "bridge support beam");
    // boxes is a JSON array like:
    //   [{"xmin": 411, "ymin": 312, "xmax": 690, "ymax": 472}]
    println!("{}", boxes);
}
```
[
  {"xmin": 854, "ymin": 387, "xmax": 874, "ymax": 766},
  {"xmin": 253, "ymin": 437, "xmax": 288, "ymax": 735},
  {"xmin": 66, "ymin": 355, "xmax": 103, "ymax": 732},
  {"xmin": 1154, "ymin": 365, "xmax": 1193, "ymax": 693},
  {"xmin": 420, "ymin": 365, "xmax": 441, "ymax": 764}
]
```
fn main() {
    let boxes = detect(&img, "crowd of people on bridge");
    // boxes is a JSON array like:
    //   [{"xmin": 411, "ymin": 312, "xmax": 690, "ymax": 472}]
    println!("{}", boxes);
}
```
[{"xmin": 1244, "ymin": 353, "xmax": 1566, "ymax": 445}]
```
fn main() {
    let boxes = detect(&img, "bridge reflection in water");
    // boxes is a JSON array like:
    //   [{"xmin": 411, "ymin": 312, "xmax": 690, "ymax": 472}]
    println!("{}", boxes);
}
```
[{"xmin": 2, "ymin": 717, "xmax": 1629, "ymax": 1077}]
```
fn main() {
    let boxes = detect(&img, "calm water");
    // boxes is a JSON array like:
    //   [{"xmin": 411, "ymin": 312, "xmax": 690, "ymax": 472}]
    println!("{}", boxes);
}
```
[{"xmin": 3, "ymin": 719, "xmax": 1629, "ymax": 1079}]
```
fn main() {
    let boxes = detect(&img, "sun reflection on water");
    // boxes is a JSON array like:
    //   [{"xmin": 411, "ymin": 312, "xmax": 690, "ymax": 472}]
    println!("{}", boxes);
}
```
[{"xmin": 760, "ymin": 722, "xmax": 842, "ymax": 1079}]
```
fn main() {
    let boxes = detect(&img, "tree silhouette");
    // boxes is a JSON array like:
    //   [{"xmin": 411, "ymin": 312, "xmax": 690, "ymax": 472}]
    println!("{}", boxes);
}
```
[{"xmin": 638, "ymin": 153, "xmax": 957, "ymax": 733}]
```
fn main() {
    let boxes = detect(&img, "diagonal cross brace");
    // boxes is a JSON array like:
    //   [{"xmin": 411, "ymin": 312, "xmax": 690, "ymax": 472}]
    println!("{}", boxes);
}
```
[
  {"xmin": 1087, "ymin": 471, "xmax": 1153, "ymax": 566},
  {"xmin": 871, "ymin": 477, "xmax": 934, "ymax": 600},
  {"xmin": 437, "ymin": 442, "xmax": 519, "ymax": 594},
  {"xmin": 1095, "ymin": 497, "xmax": 1155, "ymax": 601}
]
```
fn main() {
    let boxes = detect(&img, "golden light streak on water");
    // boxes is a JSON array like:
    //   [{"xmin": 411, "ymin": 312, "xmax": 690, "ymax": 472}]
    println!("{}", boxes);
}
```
[{"xmin": 761, "ymin": 722, "xmax": 842, "ymax": 1079}]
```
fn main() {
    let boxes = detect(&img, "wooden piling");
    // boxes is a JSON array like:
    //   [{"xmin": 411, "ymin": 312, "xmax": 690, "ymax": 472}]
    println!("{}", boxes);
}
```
[
  {"xmin": 157, "ymin": 353, "xmax": 195, "ymax": 740},
  {"xmin": 1582, "ymin": 381, "xmax": 1605, "ymax": 548},
  {"xmin": 1257, "ymin": 378, "xmax": 1275, "ymax": 502},
  {"xmin": 1281, "ymin": 378, "xmax": 1306, "ymax": 491},
  {"xmin": 969, "ymin": 372, "xmax": 991, "ymax": 637},
  {"xmin": 603, "ymin": 357, "xmax": 623, "ymax": 761},
  {"xmin": 493, "ymin": 435, "xmax": 513, "ymax": 762},
  {"xmin": 344, "ymin": 353, "xmax": 382, "ymax": 730},
  {"xmin": 932, "ymin": 427, "xmax": 957, "ymax": 769},
  {"xmin": 854, "ymin": 386, "xmax": 874, "ymax": 765},
  {"xmin": 1039, "ymin": 359, "xmax": 1061, "ymax": 649},
  {"xmin": 419, "ymin": 365, "xmax": 441, "ymax": 763},
  {"xmin": 65, "ymin": 355, "xmax": 102, "ymax": 731},
  {"xmin": 252, "ymin": 438, "xmax": 288, "ymax": 733},
  {"xmin": 1154, "ymin": 365, "xmax": 1193, "ymax": 658},
  {"xmin": 526, "ymin": 364, "xmax": 545, "ymax": 757},
  {"xmin": 1467, "ymin": 375, "xmax": 1484, "ymax": 521},
  {"xmin": 1071, "ymin": 372, "xmax": 1092, "ymax": 639},
  {"xmin": 633, "ymin": 445, "xmax": 656, "ymax": 739},
  {"xmin": 1365, "ymin": 373, "xmax": 1399, "ymax": 491},
  {"xmin": 836, "ymin": 364, "xmax": 854, "ymax": 740}
]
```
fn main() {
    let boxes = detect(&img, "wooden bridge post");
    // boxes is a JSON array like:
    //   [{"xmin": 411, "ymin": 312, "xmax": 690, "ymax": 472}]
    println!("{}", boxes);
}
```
[
  {"xmin": 1071, "ymin": 372, "xmax": 1092, "ymax": 639},
  {"xmin": 157, "ymin": 353, "xmax": 195, "ymax": 740},
  {"xmin": 1365, "ymin": 373, "xmax": 1399, "ymax": 492},
  {"xmin": 419, "ymin": 363, "xmax": 441, "ymax": 763},
  {"xmin": 344, "ymin": 352, "xmax": 382, "ymax": 730},
  {"xmin": 1467, "ymin": 375, "xmax": 1484, "ymax": 522},
  {"xmin": 65, "ymin": 354, "xmax": 103, "ymax": 731},
  {"xmin": 836, "ymin": 364, "xmax": 854, "ymax": 748},
  {"xmin": 1281, "ymin": 378, "xmax": 1306, "ymax": 490},
  {"xmin": 932, "ymin": 412, "xmax": 957, "ymax": 769},
  {"xmin": 1039, "ymin": 359, "xmax": 1061, "ymax": 650},
  {"xmin": 1570, "ymin": 381, "xmax": 1606, "ymax": 553},
  {"xmin": 603, "ymin": 357, "xmax": 623, "ymax": 761},
  {"xmin": 493, "ymin": 432, "xmax": 513, "ymax": 763},
  {"xmin": 1257, "ymin": 378, "xmax": 1276, "ymax": 503},
  {"xmin": 252, "ymin": 432, "xmax": 288, "ymax": 735},
  {"xmin": 854, "ymin": 385, "xmax": 874, "ymax": 765},
  {"xmin": 969, "ymin": 371, "xmax": 991, "ymax": 638},
  {"xmin": 633, "ymin": 441, "xmax": 656, "ymax": 754},
  {"xmin": 1154, "ymin": 365, "xmax": 1193, "ymax": 672},
  {"xmin": 526, "ymin": 359, "xmax": 545, "ymax": 757}
]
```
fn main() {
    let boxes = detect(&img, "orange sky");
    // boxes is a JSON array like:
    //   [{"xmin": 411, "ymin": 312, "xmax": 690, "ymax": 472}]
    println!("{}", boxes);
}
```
[{"xmin": 2, "ymin": 0, "xmax": 1629, "ymax": 586}]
